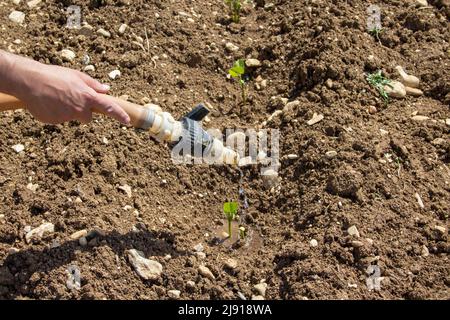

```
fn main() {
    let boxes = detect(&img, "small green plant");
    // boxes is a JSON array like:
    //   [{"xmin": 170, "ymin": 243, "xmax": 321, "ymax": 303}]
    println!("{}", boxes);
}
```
[
  {"xmin": 223, "ymin": 201, "xmax": 238, "ymax": 238},
  {"xmin": 225, "ymin": 0, "xmax": 242, "ymax": 23},
  {"xmin": 228, "ymin": 59, "xmax": 248, "ymax": 105},
  {"xmin": 369, "ymin": 27, "xmax": 383, "ymax": 43},
  {"xmin": 366, "ymin": 70, "xmax": 392, "ymax": 102}
]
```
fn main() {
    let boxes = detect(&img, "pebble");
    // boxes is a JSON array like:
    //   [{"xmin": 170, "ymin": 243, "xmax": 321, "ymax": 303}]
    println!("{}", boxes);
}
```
[
  {"xmin": 307, "ymin": 113, "xmax": 324, "ymax": 126},
  {"xmin": 325, "ymin": 78, "xmax": 333, "ymax": 89},
  {"xmin": 84, "ymin": 65, "xmax": 95, "ymax": 72},
  {"xmin": 245, "ymin": 59, "xmax": 262, "ymax": 68},
  {"xmin": 79, "ymin": 237, "xmax": 88, "ymax": 246},
  {"xmin": 421, "ymin": 245, "xmax": 429, "ymax": 257},
  {"xmin": 193, "ymin": 243, "xmax": 204, "ymax": 252},
  {"xmin": 198, "ymin": 265, "xmax": 215, "ymax": 280},
  {"xmin": 25, "ymin": 222, "xmax": 54, "ymax": 243},
  {"xmin": 195, "ymin": 252, "xmax": 206, "ymax": 260},
  {"xmin": 254, "ymin": 282, "xmax": 267, "ymax": 296},
  {"xmin": 224, "ymin": 258, "xmax": 238, "ymax": 269},
  {"xmin": 225, "ymin": 42, "xmax": 239, "ymax": 52},
  {"xmin": 252, "ymin": 295, "xmax": 265, "ymax": 300},
  {"xmin": 108, "ymin": 70, "xmax": 121, "ymax": 80},
  {"xmin": 261, "ymin": 168, "xmax": 279, "ymax": 186},
  {"xmin": 287, "ymin": 154, "xmax": 298, "ymax": 160},
  {"xmin": 411, "ymin": 115, "xmax": 429, "ymax": 121},
  {"xmin": 347, "ymin": 225, "xmax": 360, "ymax": 237},
  {"xmin": 27, "ymin": 0, "xmax": 41, "ymax": 8},
  {"xmin": 384, "ymin": 81, "xmax": 406, "ymax": 98},
  {"xmin": 368, "ymin": 105, "xmax": 377, "ymax": 114},
  {"xmin": 351, "ymin": 240, "xmax": 365, "ymax": 248},
  {"xmin": 26, "ymin": 183, "xmax": 38, "ymax": 192},
  {"xmin": 167, "ymin": 290, "xmax": 181, "ymax": 299},
  {"xmin": 9, "ymin": 11, "xmax": 25, "ymax": 24},
  {"xmin": 325, "ymin": 151, "xmax": 337, "ymax": 159},
  {"xmin": 12, "ymin": 144, "xmax": 25, "ymax": 153},
  {"xmin": 79, "ymin": 24, "xmax": 94, "ymax": 36},
  {"xmin": 118, "ymin": 24, "xmax": 128, "ymax": 35},
  {"xmin": 395, "ymin": 66, "xmax": 420, "ymax": 88},
  {"xmin": 66, "ymin": 265, "xmax": 81, "ymax": 290},
  {"xmin": 433, "ymin": 226, "xmax": 446, "ymax": 236},
  {"xmin": 446, "ymin": 119, "xmax": 450, "ymax": 126},
  {"xmin": 70, "ymin": 229, "xmax": 87, "ymax": 240},
  {"xmin": 405, "ymin": 86, "xmax": 423, "ymax": 97},
  {"xmin": 97, "ymin": 28, "xmax": 111, "ymax": 38},
  {"xmin": 118, "ymin": 184, "xmax": 132, "ymax": 198},
  {"xmin": 416, "ymin": 0, "xmax": 428, "ymax": 6},
  {"xmin": 186, "ymin": 281, "xmax": 196, "ymax": 289},
  {"xmin": 237, "ymin": 292, "xmax": 247, "ymax": 300},
  {"xmin": 127, "ymin": 249, "xmax": 163, "ymax": 280},
  {"xmin": 310, "ymin": 239, "xmax": 318, "ymax": 247},
  {"xmin": 13, "ymin": 39, "xmax": 22, "ymax": 44},
  {"xmin": 60, "ymin": 49, "xmax": 76, "ymax": 62},
  {"xmin": 432, "ymin": 138, "xmax": 446, "ymax": 146}
]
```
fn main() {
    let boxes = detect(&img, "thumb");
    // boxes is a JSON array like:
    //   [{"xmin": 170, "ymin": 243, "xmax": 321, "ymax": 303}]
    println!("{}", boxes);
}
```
[
  {"xmin": 89, "ymin": 94, "xmax": 131, "ymax": 125},
  {"xmin": 78, "ymin": 72, "xmax": 110, "ymax": 93}
]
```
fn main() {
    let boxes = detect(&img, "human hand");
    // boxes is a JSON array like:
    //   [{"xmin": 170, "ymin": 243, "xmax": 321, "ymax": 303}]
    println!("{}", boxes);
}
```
[{"xmin": 1, "ymin": 52, "xmax": 130, "ymax": 125}]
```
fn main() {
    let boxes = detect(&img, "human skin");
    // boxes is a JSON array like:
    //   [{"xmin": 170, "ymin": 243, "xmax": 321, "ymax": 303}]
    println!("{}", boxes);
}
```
[{"xmin": 0, "ymin": 50, "xmax": 130, "ymax": 125}]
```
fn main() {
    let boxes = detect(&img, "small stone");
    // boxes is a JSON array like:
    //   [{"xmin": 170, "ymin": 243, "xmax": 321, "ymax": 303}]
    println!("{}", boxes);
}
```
[
  {"xmin": 12, "ymin": 144, "xmax": 25, "ymax": 153},
  {"xmin": 118, "ymin": 24, "xmax": 128, "ymax": 34},
  {"xmin": 26, "ymin": 183, "xmax": 38, "ymax": 192},
  {"xmin": 193, "ymin": 243, "xmax": 204, "ymax": 252},
  {"xmin": 70, "ymin": 229, "xmax": 87, "ymax": 240},
  {"xmin": 25, "ymin": 222, "xmax": 54, "ymax": 243},
  {"xmin": 127, "ymin": 249, "xmax": 163, "ymax": 280},
  {"xmin": 167, "ymin": 290, "xmax": 181, "ymax": 299},
  {"xmin": 384, "ymin": 81, "xmax": 406, "ymax": 99},
  {"xmin": 195, "ymin": 252, "xmax": 206, "ymax": 260},
  {"xmin": 118, "ymin": 184, "xmax": 132, "ymax": 198},
  {"xmin": 245, "ymin": 59, "xmax": 262, "ymax": 68},
  {"xmin": 79, "ymin": 24, "xmax": 94, "ymax": 36},
  {"xmin": 186, "ymin": 281, "xmax": 196, "ymax": 289},
  {"xmin": 351, "ymin": 240, "xmax": 365, "ymax": 248},
  {"xmin": 198, "ymin": 265, "xmax": 215, "ymax": 280},
  {"xmin": 254, "ymin": 282, "xmax": 268, "ymax": 296},
  {"xmin": 325, "ymin": 79, "xmax": 333, "ymax": 89},
  {"xmin": 79, "ymin": 237, "xmax": 88, "ymax": 246},
  {"xmin": 84, "ymin": 65, "xmax": 95, "ymax": 72},
  {"xmin": 27, "ymin": 0, "xmax": 41, "ymax": 8},
  {"xmin": 252, "ymin": 295, "xmax": 265, "ymax": 300},
  {"xmin": 433, "ymin": 226, "xmax": 446, "ymax": 236},
  {"xmin": 446, "ymin": 119, "xmax": 450, "ymax": 126},
  {"xmin": 60, "ymin": 49, "xmax": 76, "ymax": 62},
  {"xmin": 237, "ymin": 292, "xmax": 247, "ymax": 300},
  {"xmin": 411, "ymin": 115, "xmax": 429, "ymax": 121},
  {"xmin": 347, "ymin": 225, "xmax": 360, "ymax": 237},
  {"xmin": 108, "ymin": 69, "xmax": 121, "ymax": 80},
  {"xmin": 260, "ymin": 79, "xmax": 268, "ymax": 89},
  {"xmin": 8, "ymin": 247, "xmax": 19, "ymax": 254},
  {"xmin": 283, "ymin": 100, "xmax": 300, "ymax": 113},
  {"xmin": 368, "ymin": 105, "xmax": 377, "ymax": 114},
  {"xmin": 416, "ymin": 0, "xmax": 428, "ymax": 8},
  {"xmin": 405, "ymin": 86, "xmax": 423, "ymax": 97},
  {"xmin": 13, "ymin": 39, "xmax": 22, "ymax": 44},
  {"xmin": 97, "ymin": 28, "xmax": 111, "ymax": 38},
  {"xmin": 310, "ymin": 239, "xmax": 318, "ymax": 247},
  {"xmin": 307, "ymin": 113, "xmax": 324, "ymax": 126},
  {"xmin": 325, "ymin": 151, "xmax": 337, "ymax": 159},
  {"xmin": 261, "ymin": 168, "xmax": 279, "ymax": 187},
  {"xmin": 287, "ymin": 154, "xmax": 298, "ymax": 160},
  {"xmin": 225, "ymin": 42, "xmax": 239, "ymax": 52},
  {"xmin": 431, "ymin": 138, "xmax": 446, "ymax": 146},
  {"xmin": 224, "ymin": 258, "xmax": 238, "ymax": 269},
  {"xmin": 421, "ymin": 245, "xmax": 429, "ymax": 257},
  {"xmin": 9, "ymin": 11, "xmax": 25, "ymax": 24}
]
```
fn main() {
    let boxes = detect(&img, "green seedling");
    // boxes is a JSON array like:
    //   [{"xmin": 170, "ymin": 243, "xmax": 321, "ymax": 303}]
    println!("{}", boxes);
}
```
[
  {"xmin": 223, "ymin": 201, "xmax": 238, "ymax": 238},
  {"xmin": 366, "ymin": 70, "xmax": 392, "ymax": 102},
  {"xmin": 225, "ymin": 0, "xmax": 242, "ymax": 23},
  {"xmin": 369, "ymin": 27, "xmax": 383, "ymax": 43},
  {"xmin": 228, "ymin": 59, "xmax": 248, "ymax": 105}
]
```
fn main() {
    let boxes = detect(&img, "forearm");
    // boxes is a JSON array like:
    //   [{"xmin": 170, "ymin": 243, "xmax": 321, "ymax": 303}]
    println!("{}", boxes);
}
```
[{"xmin": 0, "ymin": 50, "xmax": 40, "ymax": 97}]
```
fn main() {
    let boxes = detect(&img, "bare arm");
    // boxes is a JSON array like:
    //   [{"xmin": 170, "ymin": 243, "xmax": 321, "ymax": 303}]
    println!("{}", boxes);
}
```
[{"xmin": 0, "ymin": 50, "xmax": 130, "ymax": 125}]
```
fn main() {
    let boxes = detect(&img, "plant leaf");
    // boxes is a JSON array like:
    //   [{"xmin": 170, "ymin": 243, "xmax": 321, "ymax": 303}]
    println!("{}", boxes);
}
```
[{"xmin": 223, "ymin": 201, "xmax": 238, "ymax": 214}]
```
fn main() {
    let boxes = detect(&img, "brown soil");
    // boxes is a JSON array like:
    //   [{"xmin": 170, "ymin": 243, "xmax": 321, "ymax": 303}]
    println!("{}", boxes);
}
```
[{"xmin": 0, "ymin": 0, "xmax": 449, "ymax": 300}]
